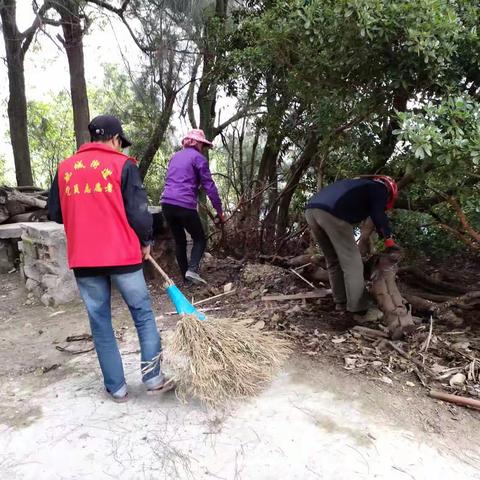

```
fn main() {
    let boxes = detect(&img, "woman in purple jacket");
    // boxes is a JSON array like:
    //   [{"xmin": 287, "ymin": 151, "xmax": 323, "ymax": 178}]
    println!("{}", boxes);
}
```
[{"xmin": 161, "ymin": 129, "xmax": 223, "ymax": 285}]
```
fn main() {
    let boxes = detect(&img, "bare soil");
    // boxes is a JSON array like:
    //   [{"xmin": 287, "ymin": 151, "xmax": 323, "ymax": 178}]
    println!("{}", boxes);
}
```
[{"xmin": 1, "ymin": 259, "xmax": 480, "ymax": 478}]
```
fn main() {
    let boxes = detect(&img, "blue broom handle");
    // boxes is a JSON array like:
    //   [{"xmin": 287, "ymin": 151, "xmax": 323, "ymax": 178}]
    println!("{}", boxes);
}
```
[{"xmin": 148, "ymin": 257, "xmax": 174, "ymax": 286}]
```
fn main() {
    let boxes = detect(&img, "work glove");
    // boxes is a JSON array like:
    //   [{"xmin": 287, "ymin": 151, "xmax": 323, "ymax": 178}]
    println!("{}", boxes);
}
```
[
  {"xmin": 383, "ymin": 238, "xmax": 403, "ymax": 260},
  {"xmin": 214, "ymin": 212, "xmax": 225, "ymax": 226}
]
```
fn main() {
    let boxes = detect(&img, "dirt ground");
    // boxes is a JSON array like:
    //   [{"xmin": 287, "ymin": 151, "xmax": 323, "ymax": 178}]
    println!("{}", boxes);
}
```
[{"xmin": 1, "ymin": 269, "xmax": 480, "ymax": 479}]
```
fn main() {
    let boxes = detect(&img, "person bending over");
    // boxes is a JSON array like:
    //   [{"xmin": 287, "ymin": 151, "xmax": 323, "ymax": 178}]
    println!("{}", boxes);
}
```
[{"xmin": 305, "ymin": 176, "xmax": 399, "ymax": 321}]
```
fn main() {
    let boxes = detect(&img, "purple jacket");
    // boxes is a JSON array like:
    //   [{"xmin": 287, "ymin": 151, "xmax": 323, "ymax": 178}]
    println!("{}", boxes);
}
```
[{"xmin": 161, "ymin": 147, "xmax": 223, "ymax": 214}]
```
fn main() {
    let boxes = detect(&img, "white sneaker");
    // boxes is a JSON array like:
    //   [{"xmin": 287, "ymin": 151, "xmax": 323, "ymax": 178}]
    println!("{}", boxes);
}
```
[
  {"xmin": 185, "ymin": 270, "xmax": 207, "ymax": 285},
  {"xmin": 353, "ymin": 307, "xmax": 383, "ymax": 323}
]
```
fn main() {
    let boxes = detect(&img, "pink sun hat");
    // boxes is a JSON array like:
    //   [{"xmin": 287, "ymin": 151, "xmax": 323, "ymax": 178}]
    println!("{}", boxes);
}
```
[{"xmin": 182, "ymin": 129, "xmax": 214, "ymax": 147}]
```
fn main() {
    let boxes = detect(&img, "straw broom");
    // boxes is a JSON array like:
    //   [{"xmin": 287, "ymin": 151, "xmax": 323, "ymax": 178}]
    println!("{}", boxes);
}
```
[{"xmin": 148, "ymin": 257, "xmax": 292, "ymax": 405}]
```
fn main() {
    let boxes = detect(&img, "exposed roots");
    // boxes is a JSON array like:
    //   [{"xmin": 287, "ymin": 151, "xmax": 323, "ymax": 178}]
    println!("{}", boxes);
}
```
[{"xmin": 168, "ymin": 315, "xmax": 292, "ymax": 406}]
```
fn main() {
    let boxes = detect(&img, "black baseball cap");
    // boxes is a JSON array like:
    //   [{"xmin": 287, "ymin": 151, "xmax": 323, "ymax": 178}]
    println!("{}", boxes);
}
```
[{"xmin": 88, "ymin": 115, "xmax": 132, "ymax": 148}]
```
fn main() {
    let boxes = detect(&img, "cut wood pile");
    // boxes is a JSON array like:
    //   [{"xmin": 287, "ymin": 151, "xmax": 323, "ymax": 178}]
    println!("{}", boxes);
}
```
[{"xmin": 0, "ymin": 186, "xmax": 48, "ymax": 224}]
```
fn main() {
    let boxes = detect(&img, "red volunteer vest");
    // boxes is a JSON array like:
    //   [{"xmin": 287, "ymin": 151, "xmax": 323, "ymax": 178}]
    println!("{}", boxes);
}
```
[{"xmin": 58, "ymin": 143, "xmax": 142, "ymax": 268}]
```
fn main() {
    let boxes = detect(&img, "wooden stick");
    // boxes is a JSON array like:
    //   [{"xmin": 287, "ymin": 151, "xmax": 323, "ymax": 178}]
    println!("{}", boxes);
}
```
[
  {"xmin": 294, "ymin": 262, "xmax": 312, "ymax": 271},
  {"xmin": 262, "ymin": 290, "xmax": 329, "ymax": 302},
  {"xmin": 148, "ymin": 257, "xmax": 173, "ymax": 286},
  {"xmin": 193, "ymin": 289, "xmax": 236, "ymax": 306},
  {"xmin": 290, "ymin": 268, "xmax": 316, "ymax": 289},
  {"xmin": 351, "ymin": 326, "xmax": 389, "ymax": 339},
  {"xmin": 429, "ymin": 390, "xmax": 480, "ymax": 410}
]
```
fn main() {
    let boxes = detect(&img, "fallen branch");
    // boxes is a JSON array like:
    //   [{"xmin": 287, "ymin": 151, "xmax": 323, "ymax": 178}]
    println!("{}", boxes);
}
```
[
  {"xmin": 429, "ymin": 390, "xmax": 480, "ymax": 411},
  {"xmin": 404, "ymin": 293, "xmax": 464, "ymax": 326},
  {"xmin": 351, "ymin": 325, "xmax": 389, "ymax": 339},
  {"xmin": 262, "ymin": 290, "xmax": 330, "ymax": 302}
]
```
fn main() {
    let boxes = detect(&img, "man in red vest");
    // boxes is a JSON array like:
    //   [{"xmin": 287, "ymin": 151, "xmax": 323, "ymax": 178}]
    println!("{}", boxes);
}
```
[{"xmin": 48, "ymin": 115, "xmax": 172, "ymax": 402}]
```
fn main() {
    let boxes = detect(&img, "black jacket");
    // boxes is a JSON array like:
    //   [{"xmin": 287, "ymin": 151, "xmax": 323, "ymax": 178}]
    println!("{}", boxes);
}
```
[
  {"xmin": 306, "ymin": 178, "xmax": 392, "ymax": 238},
  {"xmin": 48, "ymin": 159, "xmax": 153, "ymax": 276}
]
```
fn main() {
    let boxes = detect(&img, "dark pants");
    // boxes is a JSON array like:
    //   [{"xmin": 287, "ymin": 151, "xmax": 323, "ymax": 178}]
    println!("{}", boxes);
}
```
[{"xmin": 162, "ymin": 203, "xmax": 206, "ymax": 278}]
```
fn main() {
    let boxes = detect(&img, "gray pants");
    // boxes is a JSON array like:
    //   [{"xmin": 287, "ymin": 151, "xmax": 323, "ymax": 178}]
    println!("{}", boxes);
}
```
[{"xmin": 305, "ymin": 208, "xmax": 369, "ymax": 313}]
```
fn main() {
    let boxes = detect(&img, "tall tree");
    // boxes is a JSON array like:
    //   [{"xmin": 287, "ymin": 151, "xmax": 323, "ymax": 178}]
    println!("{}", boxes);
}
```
[
  {"xmin": 0, "ymin": 0, "xmax": 47, "ymax": 185},
  {"xmin": 53, "ymin": 0, "xmax": 90, "ymax": 147}
]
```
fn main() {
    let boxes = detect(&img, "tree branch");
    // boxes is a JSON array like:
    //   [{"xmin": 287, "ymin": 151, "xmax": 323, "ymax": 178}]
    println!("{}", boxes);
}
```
[
  {"xmin": 20, "ymin": 2, "xmax": 54, "ymax": 57},
  {"xmin": 212, "ymin": 103, "xmax": 263, "ymax": 138},
  {"xmin": 87, "ymin": 0, "xmax": 153, "ymax": 53}
]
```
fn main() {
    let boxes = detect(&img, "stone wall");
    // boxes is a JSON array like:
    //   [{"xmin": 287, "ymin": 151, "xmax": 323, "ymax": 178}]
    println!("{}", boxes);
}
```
[{"xmin": 19, "ymin": 223, "xmax": 78, "ymax": 306}]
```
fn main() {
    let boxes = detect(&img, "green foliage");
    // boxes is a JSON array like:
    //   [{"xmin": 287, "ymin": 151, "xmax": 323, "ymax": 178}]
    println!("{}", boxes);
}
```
[
  {"xmin": 143, "ymin": 147, "xmax": 171, "ymax": 203},
  {"xmin": 27, "ymin": 91, "xmax": 76, "ymax": 188},
  {"xmin": 395, "ymin": 95, "xmax": 480, "ymax": 175},
  {"xmin": 0, "ymin": 154, "xmax": 7, "ymax": 185},
  {"xmin": 391, "ymin": 209, "xmax": 464, "ymax": 260}
]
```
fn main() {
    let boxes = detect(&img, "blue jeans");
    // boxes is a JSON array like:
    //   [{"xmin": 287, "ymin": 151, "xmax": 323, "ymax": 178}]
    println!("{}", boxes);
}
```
[{"xmin": 76, "ymin": 269, "xmax": 163, "ymax": 395}]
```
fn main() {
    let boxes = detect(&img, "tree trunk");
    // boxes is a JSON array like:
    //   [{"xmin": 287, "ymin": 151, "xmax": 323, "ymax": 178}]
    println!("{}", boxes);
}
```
[
  {"xmin": 0, "ymin": 0, "xmax": 33, "ymax": 186},
  {"xmin": 55, "ymin": 0, "xmax": 90, "ymax": 148},
  {"xmin": 138, "ymin": 91, "xmax": 176, "ymax": 180},
  {"xmin": 276, "ymin": 133, "xmax": 320, "ymax": 239},
  {"xmin": 196, "ymin": 0, "xmax": 229, "ymax": 140}
]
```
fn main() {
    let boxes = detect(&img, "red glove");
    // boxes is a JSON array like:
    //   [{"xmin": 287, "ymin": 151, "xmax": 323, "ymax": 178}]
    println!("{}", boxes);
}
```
[
  {"xmin": 384, "ymin": 238, "xmax": 402, "ymax": 257},
  {"xmin": 384, "ymin": 238, "xmax": 396, "ymax": 249}
]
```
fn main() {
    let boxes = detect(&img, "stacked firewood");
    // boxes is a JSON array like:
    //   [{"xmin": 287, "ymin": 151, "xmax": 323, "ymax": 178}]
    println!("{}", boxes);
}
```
[{"xmin": 0, "ymin": 186, "xmax": 49, "ymax": 224}]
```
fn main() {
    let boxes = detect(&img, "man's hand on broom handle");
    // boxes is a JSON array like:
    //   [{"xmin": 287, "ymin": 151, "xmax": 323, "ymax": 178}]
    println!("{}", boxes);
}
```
[{"xmin": 142, "ymin": 244, "xmax": 151, "ymax": 260}]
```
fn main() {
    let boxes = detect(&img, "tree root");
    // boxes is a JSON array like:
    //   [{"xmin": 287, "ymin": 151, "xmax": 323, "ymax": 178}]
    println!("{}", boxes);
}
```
[
  {"xmin": 399, "ymin": 266, "xmax": 468, "ymax": 295},
  {"xmin": 404, "ymin": 291, "xmax": 480, "ymax": 326}
]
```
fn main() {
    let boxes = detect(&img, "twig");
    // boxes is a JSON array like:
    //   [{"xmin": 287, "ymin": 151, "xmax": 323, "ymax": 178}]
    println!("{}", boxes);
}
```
[
  {"xmin": 55, "ymin": 345, "xmax": 95, "ymax": 355},
  {"xmin": 289, "ymin": 268, "xmax": 316, "ymax": 289},
  {"xmin": 294, "ymin": 262, "xmax": 312, "ymax": 270},
  {"xmin": 388, "ymin": 341, "xmax": 436, "ymax": 378},
  {"xmin": 193, "ymin": 289, "xmax": 237, "ymax": 306},
  {"xmin": 66, "ymin": 333, "xmax": 92, "ymax": 342},
  {"xmin": 421, "ymin": 316, "xmax": 433, "ymax": 353}
]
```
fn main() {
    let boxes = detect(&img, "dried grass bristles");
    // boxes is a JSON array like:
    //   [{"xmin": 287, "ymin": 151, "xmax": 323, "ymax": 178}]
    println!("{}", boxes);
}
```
[{"xmin": 169, "ymin": 315, "xmax": 292, "ymax": 405}]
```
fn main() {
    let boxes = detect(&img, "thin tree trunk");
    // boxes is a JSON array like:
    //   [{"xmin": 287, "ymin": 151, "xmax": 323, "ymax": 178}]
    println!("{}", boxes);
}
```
[
  {"xmin": 276, "ymin": 133, "xmax": 320, "ymax": 239},
  {"xmin": 138, "ymin": 91, "xmax": 176, "ymax": 179},
  {"xmin": 56, "ymin": 0, "xmax": 90, "ymax": 148},
  {"xmin": 0, "ymin": 0, "xmax": 33, "ymax": 186}
]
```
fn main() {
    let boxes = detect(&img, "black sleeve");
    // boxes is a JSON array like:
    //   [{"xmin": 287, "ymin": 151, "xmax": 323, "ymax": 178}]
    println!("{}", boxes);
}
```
[
  {"xmin": 368, "ymin": 182, "xmax": 392, "ymax": 238},
  {"xmin": 121, "ymin": 160, "xmax": 153, "ymax": 246},
  {"xmin": 47, "ymin": 172, "xmax": 63, "ymax": 224}
]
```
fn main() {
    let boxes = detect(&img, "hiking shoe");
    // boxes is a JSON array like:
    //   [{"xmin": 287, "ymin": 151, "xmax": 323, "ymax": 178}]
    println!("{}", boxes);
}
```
[
  {"xmin": 353, "ymin": 307, "xmax": 383, "ymax": 323},
  {"xmin": 185, "ymin": 270, "xmax": 207, "ymax": 285}
]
